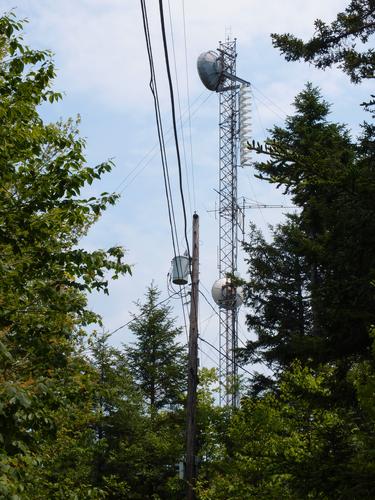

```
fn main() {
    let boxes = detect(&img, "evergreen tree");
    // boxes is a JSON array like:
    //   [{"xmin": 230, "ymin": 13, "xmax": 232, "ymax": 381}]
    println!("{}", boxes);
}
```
[
  {"xmin": 126, "ymin": 284, "xmax": 187, "ymax": 412},
  {"xmin": 271, "ymin": 0, "xmax": 375, "ymax": 83},
  {"xmin": 245, "ymin": 84, "xmax": 375, "ymax": 372},
  {"xmin": 242, "ymin": 219, "xmax": 313, "ymax": 387},
  {"xmin": 199, "ymin": 3, "xmax": 375, "ymax": 497},
  {"xmin": 99, "ymin": 284, "xmax": 188, "ymax": 498},
  {"xmin": 197, "ymin": 361, "xmax": 375, "ymax": 499},
  {"xmin": 89, "ymin": 333, "xmax": 153, "ymax": 498}
]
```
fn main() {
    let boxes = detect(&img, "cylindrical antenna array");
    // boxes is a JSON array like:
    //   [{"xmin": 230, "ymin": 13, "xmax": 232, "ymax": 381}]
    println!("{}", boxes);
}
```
[{"xmin": 239, "ymin": 84, "xmax": 252, "ymax": 167}]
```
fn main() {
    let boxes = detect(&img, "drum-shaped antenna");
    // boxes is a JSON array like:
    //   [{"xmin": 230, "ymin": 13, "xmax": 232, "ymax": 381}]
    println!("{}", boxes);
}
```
[{"xmin": 197, "ymin": 51, "xmax": 224, "ymax": 91}]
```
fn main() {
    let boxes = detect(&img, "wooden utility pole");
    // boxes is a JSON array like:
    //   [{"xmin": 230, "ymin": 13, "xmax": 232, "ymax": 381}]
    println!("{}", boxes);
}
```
[{"xmin": 186, "ymin": 213, "xmax": 199, "ymax": 500}]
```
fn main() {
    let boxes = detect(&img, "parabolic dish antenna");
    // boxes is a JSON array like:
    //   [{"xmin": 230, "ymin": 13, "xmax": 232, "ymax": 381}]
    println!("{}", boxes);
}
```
[
  {"xmin": 197, "ymin": 51, "xmax": 224, "ymax": 91},
  {"xmin": 211, "ymin": 277, "xmax": 243, "ymax": 309}
]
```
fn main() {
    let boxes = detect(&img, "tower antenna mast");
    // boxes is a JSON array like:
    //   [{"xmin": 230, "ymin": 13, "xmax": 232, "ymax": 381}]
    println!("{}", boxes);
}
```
[{"xmin": 197, "ymin": 38, "xmax": 250, "ymax": 407}]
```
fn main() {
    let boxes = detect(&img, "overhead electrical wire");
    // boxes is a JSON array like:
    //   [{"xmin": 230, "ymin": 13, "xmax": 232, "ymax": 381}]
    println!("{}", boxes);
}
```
[
  {"xmin": 241, "ymin": 88, "xmax": 269, "ymax": 228},
  {"xmin": 102, "ymin": 288, "xmax": 258, "ymax": 380},
  {"xmin": 139, "ymin": 0, "xmax": 194, "ymax": 348},
  {"xmin": 199, "ymin": 285, "xmax": 271, "ymax": 371},
  {"xmin": 200, "ymin": 312, "xmax": 216, "ymax": 335},
  {"xmin": 251, "ymin": 87, "xmax": 267, "ymax": 139},
  {"xmin": 165, "ymin": 0, "xmax": 199, "ymax": 331},
  {"xmin": 139, "ymin": 0, "xmax": 180, "ymax": 262},
  {"xmin": 237, "ymin": 319, "xmax": 256, "ymax": 351},
  {"xmin": 181, "ymin": 0, "xmax": 196, "ymax": 210},
  {"xmin": 140, "ymin": 2, "xmax": 280, "ymax": 383},
  {"xmin": 198, "ymin": 314, "xmax": 221, "ymax": 368},
  {"xmin": 239, "ymin": 86, "xmax": 291, "ymax": 229},
  {"xmin": 157, "ymin": 0, "xmax": 200, "ymax": 370},
  {"xmin": 167, "ymin": 273, "xmax": 190, "ymax": 345},
  {"xmin": 199, "ymin": 337, "xmax": 254, "ymax": 378},
  {"xmin": 107, "ymin": 290, "xmax": 181, "ymax": 337},
  {"xmin": 251, "ymin": 83, "xmax": 288, "ymax": 119},
  {"xmin": 167, "ymin": 0, "xmax": 192, "ymax": 216},
  {"xmin": 180, "ymin": 296, "xmax": 189, "ymax": 344},
  {"xmin": 198, "ymin": 345, "xmax": 220, "ymax": 370},
  {"xmin": 117, "ymin": 91, "xmax": 212, "ymax": 194},
  {"xmin": 176, "ymin": 285, "xmax": 190, "ymax": 345},
  {"xmin": 198, "ymin": 286, "xmax": 254, "ymax": 376},
  {"xmin": 199, "ymin": 288, "xmax": 230, "ymax": 332},
  {"xmin": 158, "ymin": 0, "xmax": 191, "ymax": 261}
]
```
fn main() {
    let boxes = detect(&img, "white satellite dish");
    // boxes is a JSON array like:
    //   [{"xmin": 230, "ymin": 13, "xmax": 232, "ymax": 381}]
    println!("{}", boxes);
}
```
[{"xmin": 211, "ymin": 277, "xmax": 243, "ymax": 309}]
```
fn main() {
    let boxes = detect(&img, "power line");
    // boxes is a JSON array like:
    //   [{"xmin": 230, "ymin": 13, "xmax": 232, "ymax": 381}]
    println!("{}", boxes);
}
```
[
  {"xmin": 203, "ymin": 287, "xmax": 275, "ymax": 377},
  {"xmin": 199, "ymin": 288, "xmax": 235, "ymax": 337},
  {"xmin": 181, "ymin": 0, "xmax": 196, "ymax": 210},
  {"xmin": 167, "ymin": 0, "xmax": 192, "ymax": 215},
  {"xmin": 251, "ymin": 83, "xmax": 289, "ymax": 120},
  {"xmin": 166, "ymin": 275, "xmax": 190, "ymax": 345},
  {"xmin": 139, "ymin": 0, "xmax": 180, "ymax": 262},
  {"xmin": 200, "ymin": 285, "xmax": 271, "ymax": 371},
  {"xmin": 237, "ymin": 318, "xmax": 259, "ymax": 355},
  {"xmin": 251, "ymin": 87, "xmax": 267, "ymax": 139},
  {"xmin": 198, "ymin": 345, "xmax": 220, "ymax": 370},
  {"xmin": 199, "ymin": 336, "xmax": 254, "ymax": 378},
  {"xmin": 179, "ymin": 289, "xmax": 189, "ymax": 344},
  {"xmin": 198, "ymin": 288, "xmax": 255, "ymax": 378},
  {"xmin": 158, "ymin": 0, "xmax": 191, "ymax": 261},
  {"xmin": 117, "ymin": 92, "xmax": 211, "ymax": 194},
  {"xmin": 107, "ymin": 290, "xmax": 181, "ymax": 337},
  {"xmin": 242, "ymin": 88, "xmax": 272, "ymax": 227},
  {"xmin": 200, "ymin": 312, "xmax": 216, "ymax": 334}
]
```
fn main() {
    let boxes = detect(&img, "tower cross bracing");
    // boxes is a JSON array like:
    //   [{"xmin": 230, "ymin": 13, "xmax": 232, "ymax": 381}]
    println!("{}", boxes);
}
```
[{"xmin": 218, "ymin": 39, "xmax": 240, "ymax": 407}]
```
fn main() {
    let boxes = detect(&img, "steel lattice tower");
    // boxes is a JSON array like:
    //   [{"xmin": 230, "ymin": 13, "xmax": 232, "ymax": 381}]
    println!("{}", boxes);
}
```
[
  {"xmin": 197, "ymin": 38, "xmax": 250, "ymax": 407},
  {"xmin": 217, "ymin": 39, "xmax": 240, "ymax": 407}
]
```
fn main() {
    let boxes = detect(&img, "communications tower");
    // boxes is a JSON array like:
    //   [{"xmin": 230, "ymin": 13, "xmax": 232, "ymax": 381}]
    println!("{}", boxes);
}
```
[{"xmin": 197, "ymin": 38, "xmax": 251, "ymax": 406}]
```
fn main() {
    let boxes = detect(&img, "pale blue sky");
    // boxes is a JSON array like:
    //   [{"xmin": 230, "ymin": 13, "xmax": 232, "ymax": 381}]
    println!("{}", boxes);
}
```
[{"xmin": 3, "ymin": 0, "xmax": 372, "ymax": 371}]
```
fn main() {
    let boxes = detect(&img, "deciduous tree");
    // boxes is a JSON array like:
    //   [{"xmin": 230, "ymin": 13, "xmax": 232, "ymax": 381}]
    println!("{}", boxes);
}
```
[{"xmin": 0, "ymin": 12, "xmax": 130, "ymax": 498}]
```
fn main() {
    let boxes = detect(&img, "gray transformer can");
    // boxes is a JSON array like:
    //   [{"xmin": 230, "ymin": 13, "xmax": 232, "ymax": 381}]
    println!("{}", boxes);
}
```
[{"xmin": 171, "ymin": 256, "xmax": 190, "ymax": 285}]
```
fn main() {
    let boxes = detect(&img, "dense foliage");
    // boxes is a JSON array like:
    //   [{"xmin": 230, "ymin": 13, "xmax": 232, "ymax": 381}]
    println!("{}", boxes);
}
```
[
  {"xmin": 197, "ymin": 82, "xmax": 375, "ymax": 497},
  {"xmin": 197, "ymin": 2, "xmax": 375, "ymax": 498},
  {"xmin": 89, "ymin": 328, "xmax": 187, "ymax": 499},
  {"xmin": 244, "ymin": 83, "xmax": 375, "ymax": 374},
  {"xmin": 1, "ymin": 2, "xmax": 374, "ymax": 498},
  {"xmin": 0, "ymin": 12, "xmax": 131, "ymax": 498},
  {"xmin": 0, "ymin": 15, "xmax": 190, "ymax": 499}
]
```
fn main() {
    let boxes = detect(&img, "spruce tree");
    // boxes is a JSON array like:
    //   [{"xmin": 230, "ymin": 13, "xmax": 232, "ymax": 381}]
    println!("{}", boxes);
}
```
[
  {"xmin": 126, "ymin": 284, "xmax": 187, "ymax": 412},
  {"xmin": 89, "ymin": 333, "xmax": 150, "ymax": 498},
  {"xmin": 271, "ymin": 0, "xmax": 375, "ymax": 83},
  {"xmin": 242, "ymin": 219, "xmax": 313, "ymax": 379},
  {"xmin": 119, "ymin": 285, "xmax": 187, "ymax": 498},
  {"xmin": 245, "ymin": 84, "xmax": 375, "ymax": 370}
]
